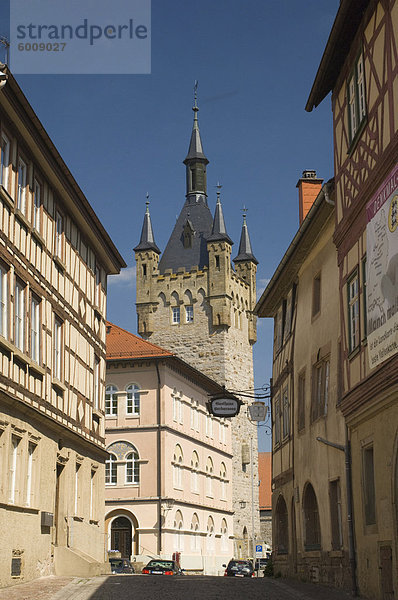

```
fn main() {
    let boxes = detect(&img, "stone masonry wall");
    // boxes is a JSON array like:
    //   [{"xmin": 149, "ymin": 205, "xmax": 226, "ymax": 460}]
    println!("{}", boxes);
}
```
[{"xmin": 136, "ymin": 265, "xmax": 260, "ymax": 555}]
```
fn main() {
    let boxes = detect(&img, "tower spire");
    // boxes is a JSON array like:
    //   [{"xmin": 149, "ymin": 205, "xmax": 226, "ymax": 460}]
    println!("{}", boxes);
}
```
[
  {"xmin": 183, "ymin": 81, "xmax": 209, "ymax": 201},
  {"xmin": 207, "ymin": 183, "xmax": 233, "ymax": 244},
  {"xmin": 233, "ymin": 208, "xmax": 258, "ymax": 264},
  {"xmin": 133, "ymin": 195, "xmax": 161, "ymax": 253}
]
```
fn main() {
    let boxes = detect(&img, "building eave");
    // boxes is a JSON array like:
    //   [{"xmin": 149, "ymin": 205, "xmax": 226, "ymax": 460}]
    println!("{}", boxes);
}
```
[
  {"xmin": 1, "ymin": 68, "xmax": 126, "ymax": 274},
  {"xmin": 305, "ymin": 0, "xmax": 371, "ymax": 112},
  {"xmin": 107, "ymin": 352, "xmax": 228, "ymax": 396},
  {"xmin": 255, "ymin": 180, "xmax": 335, "ymax": 317}
]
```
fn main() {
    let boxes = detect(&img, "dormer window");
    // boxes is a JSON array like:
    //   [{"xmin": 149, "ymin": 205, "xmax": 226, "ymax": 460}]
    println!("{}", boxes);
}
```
[{"xmin": 183, "ymin": 220, "xmax": 194, "ymax": 249}]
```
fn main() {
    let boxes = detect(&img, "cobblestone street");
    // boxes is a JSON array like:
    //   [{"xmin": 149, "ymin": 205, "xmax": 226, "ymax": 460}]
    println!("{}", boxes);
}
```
[{"xmin": 0, "ymin": 575, "xmax": 366, "ymax": 600}]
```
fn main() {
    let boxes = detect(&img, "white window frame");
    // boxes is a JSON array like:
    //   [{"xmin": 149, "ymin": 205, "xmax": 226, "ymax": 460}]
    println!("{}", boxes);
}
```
[
  {"xmin": 9, "ymin": 436, "xmax": 20, "ymax": 504},
  {"xmin": 14, "ymin": 280, "xmax": 25, "ymax": 352},
  {"xmin": 74, "ymin": 463, "xmax": 81, "ymax": 516},
  {"xmin": 348, "ymin": 272, "xmax": 359, "ymax": 353},
  {"xmin": 17, "ymin": 157, "xmax": 27, "ymax": 214},
  {"xmin": 206, "ymin": 458, "xmax": 213, "ymax": 497},
  {"xmin": 93, "ymin": 355, "xmax": 100, "ymax": 411},
  {"xmin": 0, "ymin": 264, "xmax": 8, "ymax": 339},
  {"xmin": 105, "ymin": 453, "xmax": 117, "ymax": 485},
  {"xmin": 30, "ymin": 295, "xmax": 40, "ymax": 363},
  {"xmin": 191, "ymin": 452, "xmax": 199, "ymax": 493},
  {"xmin": 185, "ymin": 304, "xmax": 193, "ymax": 323},
  {"xmin": 53, "ymin": 316, "xmax": 62, "ymax": 380},
  {"xmin": 172, "ymin": 306, "xmax": 180, "ymax": 324},
  {"xmin": 125, "ymin": 451, "xmax": 139, "ymax": 484},
  {"xmin": 95, "ymin": 264, "xmax": 101, "ymax": 307},
  {"xmin": 220, "ymin": 464, "xmax": 227, "ymax": 500},
  {"xmin": 0, "ymin": 133, "xmax": 10, "ymax": 190},
  {"xmin": 221, "ymin": 520, "xmax": 228, "ymax": 551},
  {"xmin": 26, "ymin": 442, "xmax": 36, "ymax": 507},
  {"xmin": 105, "ymin": 385, "xmax": 118, "ymax": 416},
  {"xmin": 55, "ymin": 211, "xmax": 63, "ymax": 260},
  {"xmin": 126, "ymin": 384, "xmax": 140, "ymax": 415},
  {"xmin": 33, "ymin": 179, "xmax": 41, "ymax": 232},
  {"xmin": 348, "ymin": 52, "xmax": 367, "ymax": 143},
  {"xmin": 173, "ymin": 446, "xmax": 183, "ymax": 489}
]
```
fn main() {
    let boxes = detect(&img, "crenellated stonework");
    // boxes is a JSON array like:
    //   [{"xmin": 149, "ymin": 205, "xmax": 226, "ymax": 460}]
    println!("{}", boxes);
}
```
[
  {"xmin": 134, "ymin": 98, "xmax": 260, "ymax": 554},
  {"xmin": 135, "ymin": 257, "xmax": 260, "ymax": 553}
]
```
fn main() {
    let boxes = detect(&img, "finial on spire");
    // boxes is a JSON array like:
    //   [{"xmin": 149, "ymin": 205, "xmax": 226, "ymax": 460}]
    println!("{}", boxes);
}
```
[
  {"xmin": 241, "ymin": 205, "xmax": 248, "ymax": 222},
  {"xmin": 146, "ymin": 192, "xmax": 150, "ymax": 212},
  {"xmin": 216, "ymin": 182, "xmax": 222, "ymax": 203},
  {"xmin": 193, "ymin": 80, "xmax": 198, "ymax": 112}
]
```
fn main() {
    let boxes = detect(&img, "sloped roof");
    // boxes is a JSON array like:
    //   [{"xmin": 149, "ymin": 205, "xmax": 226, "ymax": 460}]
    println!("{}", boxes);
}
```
[
  {"xmin": 106, "ymin": 322, "xmax": 173, "ymax": 360},
  {"xmin": 158, "ymin": 199, "xmax": 214, "ymax": 273},
  {"xmin": 258, "ymin": 452, "xmax": 272, "ymax": 510},
  {"xmin": 106, "ymin": 322, "xmax": 229, "ymax": 396},
  {"xmin": 306, "ymin": 0, "xmax": 370, "ymax": 111}
]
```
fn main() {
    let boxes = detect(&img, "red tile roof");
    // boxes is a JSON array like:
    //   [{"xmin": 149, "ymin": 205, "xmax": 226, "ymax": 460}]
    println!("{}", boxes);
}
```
[
  {"xmin": 106, "ymin": 322, "xmax": 173, "ymax": 360},
  {"xmin": 258, "ymin": 452, "xmax": 272, "ymax": 510}
]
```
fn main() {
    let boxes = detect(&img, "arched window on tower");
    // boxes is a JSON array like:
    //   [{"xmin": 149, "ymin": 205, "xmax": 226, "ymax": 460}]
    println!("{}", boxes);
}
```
[{"xmin": 183, "ymin": 220, "xmax": 194, "ymax": 249}]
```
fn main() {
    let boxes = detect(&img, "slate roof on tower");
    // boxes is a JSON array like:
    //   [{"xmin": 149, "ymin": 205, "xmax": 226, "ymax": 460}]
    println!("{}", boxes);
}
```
[
  {"xmin": 233, "ymin": 214, "xmax": 258, "ymax": 264},
  {"xmin": 158, "ymin": 199, "xmax": 214, "ymax": 273}
]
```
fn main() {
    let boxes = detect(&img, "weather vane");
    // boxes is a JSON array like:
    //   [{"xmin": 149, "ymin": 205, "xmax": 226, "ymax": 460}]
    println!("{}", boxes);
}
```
[
  {"xmin": 146, "ymin": 192, "xmax": 150, "ymax": 211},
  {"xmin": 193, "ymin": 80, "xmax": 198, "ymax": 109},
  {"xmin": 241, "ymin": 205, "xmax": 248, "ymax": 219}
]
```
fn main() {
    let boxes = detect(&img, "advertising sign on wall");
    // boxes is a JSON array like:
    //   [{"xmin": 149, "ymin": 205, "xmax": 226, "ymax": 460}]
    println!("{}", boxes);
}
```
[{"xmin": 367, "ymin": 163, "xmax": 398, "ymax": 368}]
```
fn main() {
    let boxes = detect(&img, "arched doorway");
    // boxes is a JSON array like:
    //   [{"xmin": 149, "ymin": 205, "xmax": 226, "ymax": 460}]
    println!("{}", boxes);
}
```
[{"xmin": 111, "ymin": 516, "xmax": 132, "ymax": 558}]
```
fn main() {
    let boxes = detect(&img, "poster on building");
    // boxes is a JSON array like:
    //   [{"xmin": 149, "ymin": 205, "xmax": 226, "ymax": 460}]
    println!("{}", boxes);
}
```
[{"xmin": 367, "ymin": 163, "xmax": 398, "ymax": 369}]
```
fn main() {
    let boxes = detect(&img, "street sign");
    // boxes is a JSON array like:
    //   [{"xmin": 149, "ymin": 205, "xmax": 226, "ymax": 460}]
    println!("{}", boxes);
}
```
[
  {"xmin": 207, "ymin": 395, "xmax": 242, "ymax": 417},
  {"xmin": 255, "ymin": 544, "xmax": 263, "ymax": 557},
  {"xmin": 248, "ymin": 402, "xmax": 268, "ymax": 421}
]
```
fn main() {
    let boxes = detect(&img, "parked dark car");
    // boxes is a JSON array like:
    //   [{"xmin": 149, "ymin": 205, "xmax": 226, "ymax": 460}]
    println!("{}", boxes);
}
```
[
  {"xmin": 142, "ymin": 559, "xmax": 183, "ymax": 576},
  {"xmin": 223, "ymin": 559, "xmax": 254, "ymax": 577},
  {"xmin": 109, "ymin": 558, "xmax": 135, "ymax": 574}
]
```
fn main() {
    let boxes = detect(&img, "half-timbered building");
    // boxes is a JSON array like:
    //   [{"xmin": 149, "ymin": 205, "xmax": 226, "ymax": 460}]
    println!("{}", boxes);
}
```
[
  {"xmin": 306, "ymin": 1, "xmax": 398, "ymax": 598},
  {"xmin": 0, "ymin": 67, "xmax": 125, "ymax": 586}
]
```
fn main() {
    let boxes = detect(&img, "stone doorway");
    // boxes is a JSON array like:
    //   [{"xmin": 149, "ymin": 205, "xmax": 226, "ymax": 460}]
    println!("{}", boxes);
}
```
[{"xmin": 111, "ymin": 516, "xmax": 132, "ymax": 558}]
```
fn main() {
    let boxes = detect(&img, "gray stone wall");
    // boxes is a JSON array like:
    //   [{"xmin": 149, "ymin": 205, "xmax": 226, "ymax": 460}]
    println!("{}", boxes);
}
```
[{"xmin": 136, "ymin": 264, "xmax": 260, "ymax": 554}]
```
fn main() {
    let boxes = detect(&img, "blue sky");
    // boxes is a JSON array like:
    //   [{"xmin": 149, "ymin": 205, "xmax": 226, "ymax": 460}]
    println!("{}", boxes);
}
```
[{"xmin": 0, "ymin": 0, "xmax": 338, "ymax": 450}]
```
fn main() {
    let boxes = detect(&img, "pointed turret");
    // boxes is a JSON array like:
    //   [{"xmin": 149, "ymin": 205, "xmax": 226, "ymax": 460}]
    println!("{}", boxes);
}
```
[
  {"xmin": 183, "ymin": 83, "xmax": 209, "ymax": 202},
  {"xmin": 233, "ymin": 212, "xmax": 258, "ymax": 265},
  {"xmin": 233, "ymin": 210, "xmax": 258, "ymax": 344},
  {"xmin": 133, "ymin": 200, "xmax": 160, "ymax": 254},
  {"xmin": 158, "ymin": 87, "xmax": 213, "ymax": 274},
  {"xmin": 134, "ymin": 199, "xmax": 161, "ymax": 336},
  {"xmin": 207, "ymin": 184, "xmax": 233, "ymax": 244}
]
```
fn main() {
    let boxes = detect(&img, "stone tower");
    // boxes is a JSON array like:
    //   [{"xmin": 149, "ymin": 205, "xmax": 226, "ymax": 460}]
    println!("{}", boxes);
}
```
[{"xmin": 134, "ymin": 99, "xmax": 260, "ymax": 555}]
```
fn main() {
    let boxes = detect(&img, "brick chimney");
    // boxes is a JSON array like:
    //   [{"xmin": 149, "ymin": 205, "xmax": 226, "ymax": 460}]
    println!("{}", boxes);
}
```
[{"xmin": 296, "ymin": 170, "xmax": 323, "ymax": 225}]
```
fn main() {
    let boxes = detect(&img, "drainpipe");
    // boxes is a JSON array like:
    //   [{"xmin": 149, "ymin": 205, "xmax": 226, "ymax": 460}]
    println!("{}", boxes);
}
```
[
  {"xmin": 316, "ymin": 434, "xmax": 358, "ymax": 596},
  {"xmin": 155, "ymin": 361, "xmax": 162, "ymax": 556},
  {"xmin": 344, "ymin": 428, "xmax": 358, "ymax": 597}
]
